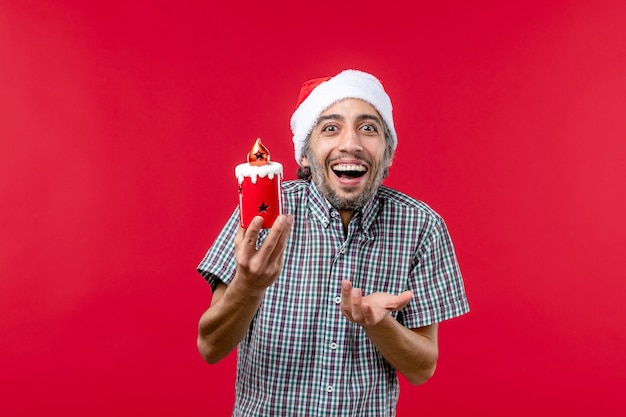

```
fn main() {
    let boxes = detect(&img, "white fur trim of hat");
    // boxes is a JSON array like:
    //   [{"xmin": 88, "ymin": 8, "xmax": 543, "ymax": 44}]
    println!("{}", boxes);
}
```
[{"xmin": 289, "ymin": 69, "xmax": 397, "ymax": 165}]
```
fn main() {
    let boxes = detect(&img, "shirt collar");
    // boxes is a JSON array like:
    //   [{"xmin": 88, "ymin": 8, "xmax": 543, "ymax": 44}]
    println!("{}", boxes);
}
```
[{"xmin": 307, "ymin": 181, "xmax": 380, "ymax": 235}]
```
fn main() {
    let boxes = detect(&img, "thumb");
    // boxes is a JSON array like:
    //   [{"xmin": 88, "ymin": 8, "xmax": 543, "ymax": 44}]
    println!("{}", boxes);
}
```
[{"xmin": 394, "ymin": 290, "xmax": 414, "ymax": 310}]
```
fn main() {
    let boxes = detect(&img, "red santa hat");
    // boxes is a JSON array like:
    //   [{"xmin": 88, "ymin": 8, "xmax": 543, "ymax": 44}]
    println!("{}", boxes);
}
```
[{"xmin": 290, "ymin": 69, "xmax": 397, "ymax": 165}]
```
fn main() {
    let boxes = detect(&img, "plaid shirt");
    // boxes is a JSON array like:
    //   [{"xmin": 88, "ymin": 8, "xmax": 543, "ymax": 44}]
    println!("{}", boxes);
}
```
[{"xmin": 198, "ymin": 180, "xmax": 469, "ymax": 417}]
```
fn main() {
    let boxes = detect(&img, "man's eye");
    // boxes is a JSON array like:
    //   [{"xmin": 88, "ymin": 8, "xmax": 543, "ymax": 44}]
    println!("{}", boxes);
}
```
[
  {"xmin": 361, "ymin": 124, "xmax": 377, "ymax": 132},
  {"xmin": 323, "ymin": 125, "xmax": 338, "ymax": 132}
]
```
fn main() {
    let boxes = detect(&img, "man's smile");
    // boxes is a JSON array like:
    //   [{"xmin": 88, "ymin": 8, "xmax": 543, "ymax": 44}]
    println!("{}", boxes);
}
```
[{"xmin": 331, "ymin": 161, "xmax": 368, "ymax": 181}]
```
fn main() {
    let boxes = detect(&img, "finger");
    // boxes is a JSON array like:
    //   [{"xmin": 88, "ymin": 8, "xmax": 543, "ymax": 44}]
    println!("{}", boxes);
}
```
[
  {"xmin": 270, "ymin": 217, "xmax": 293, "ymax": 268},
  {"xmin": 264, "ymin": 215, "xmax": 294, "ymax": 265},
  {"xmin": 340, "ymin": 280, "xmax": 353, "ymax": 318},
  {"xmin": 234, "ymin": 222, "xmax": 251, "ymax": 254},
  {"xmin": 389, "ymin": 290, "xmax": 414, "ymax": 311},
  {"xmin": 361, "ymin": 303, "xmax": 376, "ymax": 327},
  {"xmin": 257, "ymin": 215, "xmax": 292, "ymax": 262},
  {"xmin": 247, "ymin": 216, "xmax": 264, "ymax": 238},
  {"xmin": 238, "ymin": 217, "xmax": 263, "ymax": 255},
  {"xmin": 276, "ymin": 214, "xmax": 294, "ymax": 247},
  {"xmin": 350, "ymin": 288, "xmax": 364, "ymax": 323},
  {"xmin": 234, "ymin": 223, "xmax": 246, "ymax": 249}
]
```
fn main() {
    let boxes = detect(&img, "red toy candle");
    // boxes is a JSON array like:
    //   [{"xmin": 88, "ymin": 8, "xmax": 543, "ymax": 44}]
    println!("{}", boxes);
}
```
[{"xmin": 235, "ymin": 138, "xmax": 283, "ymax": 228}]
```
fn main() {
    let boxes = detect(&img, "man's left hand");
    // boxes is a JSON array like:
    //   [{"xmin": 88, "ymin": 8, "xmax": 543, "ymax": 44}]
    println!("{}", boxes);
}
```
[{"xmin": 340, "ymin": 279, "xmax": 413, "ymax": 328}]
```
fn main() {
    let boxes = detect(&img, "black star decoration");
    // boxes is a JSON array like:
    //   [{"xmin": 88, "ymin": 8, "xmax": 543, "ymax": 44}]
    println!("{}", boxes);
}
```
[
  {"xmin": 254, "ymin": 151, "xmax": 266, "ymax": 161},
  {"xmin": 257, "ymin": 200, "xmax": 270, "ymax": 213}
]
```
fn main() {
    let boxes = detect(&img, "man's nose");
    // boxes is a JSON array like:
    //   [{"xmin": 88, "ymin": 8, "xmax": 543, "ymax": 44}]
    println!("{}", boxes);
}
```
[{"xmin": 338, "ymin": 128, "xmax": 363, "ymax": 152}]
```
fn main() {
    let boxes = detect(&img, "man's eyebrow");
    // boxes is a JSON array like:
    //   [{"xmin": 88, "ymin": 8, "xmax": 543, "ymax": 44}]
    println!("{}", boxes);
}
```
[
  {"xmin": 356, "ymin": 114, "xmax": 383, "ymax": 125},
  {"xmin": 315, "ymin": 114, "xmax": 382, "ymax": 124},
  {"xmin": 316, "ymin": 114, "xmax": 344, "ymax": 123}
]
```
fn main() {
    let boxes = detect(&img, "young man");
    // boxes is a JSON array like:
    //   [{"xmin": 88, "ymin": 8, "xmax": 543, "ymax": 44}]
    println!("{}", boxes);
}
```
[{"xmin": 197, "ymin": 69, "xmax": 469, "ymax": 416}]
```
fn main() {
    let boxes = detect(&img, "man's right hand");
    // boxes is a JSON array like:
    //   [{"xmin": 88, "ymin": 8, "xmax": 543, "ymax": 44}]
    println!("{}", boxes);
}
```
[
  {"xmin": 197, "ymin": 214, "xmax": 293, "ymax": 364},
  {"xmin": 232, "ymin": 214, "xmax": 294, "ymax": 295}
]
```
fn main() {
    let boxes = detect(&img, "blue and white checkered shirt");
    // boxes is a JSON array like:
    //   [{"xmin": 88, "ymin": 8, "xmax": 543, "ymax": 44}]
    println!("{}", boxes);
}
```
[{"xmin": 198, "ymin": 180, "xmax": 469, "ymax": 416}]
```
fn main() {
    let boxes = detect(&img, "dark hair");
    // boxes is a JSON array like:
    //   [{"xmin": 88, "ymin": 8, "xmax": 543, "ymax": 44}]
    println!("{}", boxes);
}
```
[{"xmin": 297, "ymin": 165, "xmax": 312, "ymax": 181}]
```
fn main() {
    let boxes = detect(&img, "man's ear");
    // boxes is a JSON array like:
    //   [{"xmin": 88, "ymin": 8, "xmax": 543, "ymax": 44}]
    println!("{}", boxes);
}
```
[{"xmin": 300, "ymin": 155, "xmax": 310, "ymax": 167}]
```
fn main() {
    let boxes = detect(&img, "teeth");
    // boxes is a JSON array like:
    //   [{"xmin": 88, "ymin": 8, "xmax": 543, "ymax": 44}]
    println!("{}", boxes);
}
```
[{"xmin": 332, "ymin": 164, "xmax": 366, "ymax": 172}]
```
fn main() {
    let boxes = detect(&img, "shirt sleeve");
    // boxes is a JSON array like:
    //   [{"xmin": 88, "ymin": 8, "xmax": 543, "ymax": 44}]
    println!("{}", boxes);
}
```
[
  {"xmin": 402, "ymin": 215, "xmax": 470, "ymax": 329},
  {"xmin": 197, "ymin": 207, "xmax": 240, "ymax": 292}
]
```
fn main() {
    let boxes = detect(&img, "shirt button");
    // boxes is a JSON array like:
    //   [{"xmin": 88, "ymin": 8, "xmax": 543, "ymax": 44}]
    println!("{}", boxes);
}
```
[
  {"xmin": 334, "ymin": 296, "xmax": 341, "ymax": 304},
  {"xmin": 326, "ymin": 385, "xmax": 334, "ymax": 393},
  {"xmin": 339, "ymin": 247, "xmax": 346, "ymax": 254},
  {"xmin": 330, "ymin": 342, "xmax": 338, "ymax": 350}
]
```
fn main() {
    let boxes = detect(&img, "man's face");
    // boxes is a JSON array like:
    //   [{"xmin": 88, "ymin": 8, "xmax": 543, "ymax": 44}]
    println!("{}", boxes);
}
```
[{"xmin": 302, "ymin": 98, "xmax": 391, "ymax": 211}]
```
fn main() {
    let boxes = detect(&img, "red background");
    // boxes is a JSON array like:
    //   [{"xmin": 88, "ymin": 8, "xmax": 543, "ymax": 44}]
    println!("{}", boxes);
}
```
[{"xmin": 2, "ymin": 1, "xmax": 625, "ymax": 415}]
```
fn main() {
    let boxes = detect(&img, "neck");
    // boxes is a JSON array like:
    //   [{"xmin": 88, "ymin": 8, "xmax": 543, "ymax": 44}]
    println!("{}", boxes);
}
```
[{"xmin": 339, "ymin": 209, "xmax": 354, "ymax": 234}]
